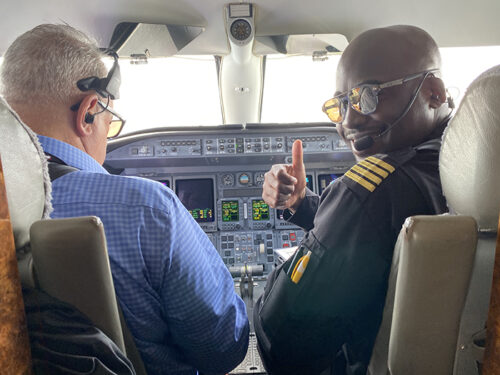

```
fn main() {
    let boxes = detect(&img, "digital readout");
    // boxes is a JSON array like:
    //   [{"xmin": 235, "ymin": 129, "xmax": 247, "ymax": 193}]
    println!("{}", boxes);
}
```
[
  {"xmin": 252, "ymin": 199, "xmax": 270, "ymax": 221},
  {"xmin": 222, "ymin": 201, "xmax": 239, "ymax": 222},
  {"xmin": 189, "ymin": 208, "xmax": 213, "ymax": 222},
  {"xmin": 176, "ymin": 178, "xmax": 215, "ymax": 223}
]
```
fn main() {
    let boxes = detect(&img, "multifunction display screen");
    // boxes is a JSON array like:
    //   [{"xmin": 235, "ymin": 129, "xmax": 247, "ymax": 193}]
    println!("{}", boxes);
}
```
[
  {"xmin": 222, "ymin": 200, "xmax": 239, "ymax": 222},
  {"xmin": 252, "ymin": 199, "xmax": 269, "ymax": 221},
  {"xmin": 175, "ymin": 178, "xmax": 214, "ymax": 223}
]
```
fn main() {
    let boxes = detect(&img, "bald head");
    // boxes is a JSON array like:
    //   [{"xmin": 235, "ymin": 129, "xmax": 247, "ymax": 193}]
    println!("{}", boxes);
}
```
[
  {"xmin": 338, "ymin": 25, "xmax": 442, "ymax": 88},
  {"xmin": 333, "ymin": 25, "xmax": 450, "ymax": 159}
]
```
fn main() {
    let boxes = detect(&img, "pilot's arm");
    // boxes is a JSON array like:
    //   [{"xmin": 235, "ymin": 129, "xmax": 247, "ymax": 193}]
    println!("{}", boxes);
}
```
[
  {"xmin": 255, "ymin": 177, "xmax": 390, "ymax": 374},
  {"xmin": 254, "ymin": 154, "xmax": 426, "ymax": 374},
  {"xmin": 281, "ymin": 187, "xmax": 320, "ymax": 231},
  {"xmin": 262, "ymin": 141, "xmax": 307, "ymax": 211}
]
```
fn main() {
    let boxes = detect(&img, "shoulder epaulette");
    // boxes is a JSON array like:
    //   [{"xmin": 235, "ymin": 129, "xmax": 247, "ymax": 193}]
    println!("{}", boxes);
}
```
[{"xmin": 344, "ymin": 155, "xmax": 396, "ymax": 193}]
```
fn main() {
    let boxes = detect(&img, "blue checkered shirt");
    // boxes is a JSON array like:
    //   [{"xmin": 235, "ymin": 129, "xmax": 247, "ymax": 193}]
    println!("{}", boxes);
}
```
[{"xmin": 38, "ymin": 135, "xmax": 249, "ymax": 375}]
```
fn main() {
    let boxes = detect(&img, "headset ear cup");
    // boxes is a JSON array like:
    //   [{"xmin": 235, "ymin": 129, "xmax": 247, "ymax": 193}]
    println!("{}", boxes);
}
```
[{"xmin": 85, "ymin": 112, "xmax": 95, "ymax": 124}]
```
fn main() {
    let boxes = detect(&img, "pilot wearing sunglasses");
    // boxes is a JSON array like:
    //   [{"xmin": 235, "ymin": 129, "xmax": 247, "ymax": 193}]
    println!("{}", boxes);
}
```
[{"xmin": 256, "ymin": 25, "xmax": 453, "ymax": 375}]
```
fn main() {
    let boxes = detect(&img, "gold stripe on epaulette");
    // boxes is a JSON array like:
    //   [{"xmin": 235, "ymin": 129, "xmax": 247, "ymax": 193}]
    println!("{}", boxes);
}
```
[
  {"xmin": 351, "ymin": 165, "xmax": 382, "ymax": 185},
  {"xmin": 365, "ymin": 156, "xmax": 395, "ymax": 173},
  {"xmin": 359, "ymin": 160, "xmax": 389, "ymax": 178},
  {"xmin": 345, "ymin": 170, "xmax": 376, "ymax": 192}
]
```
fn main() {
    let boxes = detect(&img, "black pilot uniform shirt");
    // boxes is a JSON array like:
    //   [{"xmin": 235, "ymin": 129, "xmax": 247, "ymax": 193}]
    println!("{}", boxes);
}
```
[{"xmin": 254, "ymin": 138, "xmax": 447, "ymax": 375}]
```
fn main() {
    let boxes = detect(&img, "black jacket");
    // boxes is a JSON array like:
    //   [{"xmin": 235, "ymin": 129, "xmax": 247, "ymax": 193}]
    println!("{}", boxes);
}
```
[
  {"xmin": 254, "ymin": 141, "xmax": 447, "ymax": 375},
  {"xmin": 24, "ymin": 287, "xmax": 136, "ymax": 375}
]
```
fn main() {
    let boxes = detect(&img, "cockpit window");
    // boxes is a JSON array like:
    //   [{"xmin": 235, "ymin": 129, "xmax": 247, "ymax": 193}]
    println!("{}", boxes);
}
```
[
  {"xmin": 261, "ymin": 46, "xmax": 500, "ymax": 124},
  {"xmin": 114, "ymin": 56, "xmax": 222, "ymax": 134},
  {"xmin": 1, "ymin": 46, "xmax": 499, "ymax": 135},
  {"xmin": 262, "ymin": 54, "xmax": 341, "ymax": 124},
  {"xmin": 439, "ymin": 46, "xmax": 500, "ymax": 103}
]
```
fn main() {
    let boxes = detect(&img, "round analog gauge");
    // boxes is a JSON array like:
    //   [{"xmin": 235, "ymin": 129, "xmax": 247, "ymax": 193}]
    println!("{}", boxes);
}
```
[
  {"xmin": 222, "ymin": 173, "xmax": 235, "ymax": 187},
  {"xmin": 254, "ymin": 172, "xmax": 265, "ymax": 186},
  {"xmin": 230, "ymin": 19, "xmax": 252, "ymax": 41},
  {"xmin": 238, "ymin": 173, "xmax": 251, "ymax": 185}
]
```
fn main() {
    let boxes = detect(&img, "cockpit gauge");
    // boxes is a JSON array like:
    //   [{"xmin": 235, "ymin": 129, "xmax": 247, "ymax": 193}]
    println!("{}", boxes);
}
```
[
  {"xmin": 222, "ymin": 173, "xmax": 235, "ymax": 187},
  {"xmin": 254, "ymin": 172, "xmax": 265, "ymax": 186},
  {"xmin": 230, "ymin": 19, "xmax": 252, "ymax": 41},
  {"xmin": 238, "ymin": 173, "xmax": 251, "ymax": 185}
]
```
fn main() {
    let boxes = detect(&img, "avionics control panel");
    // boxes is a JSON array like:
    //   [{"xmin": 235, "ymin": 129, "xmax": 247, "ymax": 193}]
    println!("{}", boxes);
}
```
[{"xmin": 105, "ymin": 123, "xmax": 355, "ymax": 275}]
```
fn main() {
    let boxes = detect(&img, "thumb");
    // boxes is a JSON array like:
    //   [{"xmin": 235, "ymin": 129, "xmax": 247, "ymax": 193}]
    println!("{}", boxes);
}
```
[{"xmin": 292, "ymin": 139, "xmax": 304, "ymax": 173}]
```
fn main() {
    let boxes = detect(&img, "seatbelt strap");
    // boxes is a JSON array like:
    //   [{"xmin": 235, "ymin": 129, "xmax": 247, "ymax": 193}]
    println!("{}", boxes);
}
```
[
  {"xmin": 45, "ymin": 153, "xmax": 78, "ymax": 181},
  {"xmin": 47, "ymin": 163, "xmax": 78, "ymax": 181}
]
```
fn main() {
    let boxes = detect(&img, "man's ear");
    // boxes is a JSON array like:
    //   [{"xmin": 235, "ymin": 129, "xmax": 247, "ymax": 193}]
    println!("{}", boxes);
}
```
[
  {"xmin": 427, "ymin": 76, "xmax": 447, "ymax": 109},
  {"xmin": 75, "ymin": 94, "xmax": 99, "ymax": 137}
]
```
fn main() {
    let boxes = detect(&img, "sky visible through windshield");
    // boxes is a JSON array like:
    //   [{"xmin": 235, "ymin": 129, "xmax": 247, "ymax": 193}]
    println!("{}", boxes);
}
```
[
  {"xmin": 114, "ymin": 46, "xmax": 500, "ymax": 134},
  {"xmin": 1, "ymin": 46, "xmax": 499, "ymax": 134}
]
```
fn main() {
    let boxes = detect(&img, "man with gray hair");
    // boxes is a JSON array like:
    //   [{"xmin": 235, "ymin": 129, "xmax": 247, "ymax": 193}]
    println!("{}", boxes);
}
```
[{"xmin": 1, "ymin": 24, "xmax": 249, "ymax": 375}]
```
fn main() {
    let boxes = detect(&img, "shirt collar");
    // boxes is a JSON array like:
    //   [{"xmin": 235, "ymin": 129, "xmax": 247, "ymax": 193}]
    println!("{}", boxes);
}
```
[{"xmin": 37, "ymin": 135, "xmax": 109, "ymax": 174}]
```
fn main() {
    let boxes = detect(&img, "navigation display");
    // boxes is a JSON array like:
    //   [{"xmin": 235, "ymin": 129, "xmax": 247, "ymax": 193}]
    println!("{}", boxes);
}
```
[
  {"xmin": 222, "ymin": 200, "xmax": 239, "ymax": 222},
  {"xmin": 252, "ymin": 199, "xmax": 269, "ymax": 221},
  {"xmin": 175, "ymin": 178, "xmax": 215, "ymax": 222}
]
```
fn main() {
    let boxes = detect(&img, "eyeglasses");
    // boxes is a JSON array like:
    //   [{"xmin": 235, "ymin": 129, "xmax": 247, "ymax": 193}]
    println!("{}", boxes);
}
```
[
  {"xmin": 322, "ymin": 69, "xmax": 438, "ymax": 124},
  {"xmin": 96, "ymin": 100, "xmax": 126, "ymax": 139},
  {"xmin": 70, "ymin": 98, "xmax": 126, "ymax": 139}
]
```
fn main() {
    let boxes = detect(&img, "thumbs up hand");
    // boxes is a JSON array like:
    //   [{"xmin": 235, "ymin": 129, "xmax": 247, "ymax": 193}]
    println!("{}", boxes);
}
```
[{"xmin": 262, "ymin": 140, "xmax": 307, "ymax": 212}]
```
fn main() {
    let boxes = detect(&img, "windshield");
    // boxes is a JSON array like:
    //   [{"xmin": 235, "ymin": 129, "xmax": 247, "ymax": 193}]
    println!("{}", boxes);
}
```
[
  {"xmin": 114, "ymin": 55, "xmax": 222, "ymax": 133},
  {"xmin": 262, "ymin": 54, "xmax": 341, "ymax": 124},
  {"xmin": 113, "ymin": 46, "xmax": 500, "ymax": 135},
  {"xmin": 3, "ymin": 46, "xmax": 498, "ymax": 136},
  {"xmin": 262, "ymin": 46, "xmax": 500, "ymax": 124}
]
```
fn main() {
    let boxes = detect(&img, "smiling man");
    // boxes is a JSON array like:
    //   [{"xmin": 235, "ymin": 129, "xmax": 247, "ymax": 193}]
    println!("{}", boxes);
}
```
[{"xmin": 255, "ymin": 25, "xmax": 452, "ymax": 375}]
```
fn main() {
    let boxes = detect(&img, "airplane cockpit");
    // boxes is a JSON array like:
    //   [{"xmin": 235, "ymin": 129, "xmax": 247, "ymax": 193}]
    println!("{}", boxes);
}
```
[
  {"xmin": 105, "ymin": 123, "xmax": 356, "ymax": 372},
  {"xmin": 100, "ymin": 8, "xmax": 359, "ymax": 372},
  {"xmin": 1, "ymin": 0, "xmax": 500, "ymax": 374}
]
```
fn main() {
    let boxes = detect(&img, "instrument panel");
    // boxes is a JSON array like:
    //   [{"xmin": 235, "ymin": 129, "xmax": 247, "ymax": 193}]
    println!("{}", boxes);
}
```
[{"xmin": 105, "ymin": 123, "xmax": 355, "ymax": 276}]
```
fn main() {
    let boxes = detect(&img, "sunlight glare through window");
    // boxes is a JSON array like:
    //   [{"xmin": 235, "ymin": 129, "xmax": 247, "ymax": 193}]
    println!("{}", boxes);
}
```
[
  {"xmin": 3, "ymin": 47, "xmax": 499, "ymax": 134},
  {"xmin": 114, "ymin": 56, "xmax": 222, "ymax": 135},
  {"xmin": 261, "ymin": 46, "xmax": 500, "ymax": 124}
]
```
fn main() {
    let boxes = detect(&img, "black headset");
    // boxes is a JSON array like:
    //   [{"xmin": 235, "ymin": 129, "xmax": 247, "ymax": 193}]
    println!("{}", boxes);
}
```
[{"xmin": 78, "ymin": 49, "xmax": 121, "ymax": 124}]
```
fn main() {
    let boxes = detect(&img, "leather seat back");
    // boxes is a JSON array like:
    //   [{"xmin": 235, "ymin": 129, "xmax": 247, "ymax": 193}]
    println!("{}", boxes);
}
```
[
  {"xmin": 440, "ymin": 64, "xmax": 500, "ymax": 374},
  {"xmin": 369, "ymin": 64, "xmax": 500, "ymax": 374}
]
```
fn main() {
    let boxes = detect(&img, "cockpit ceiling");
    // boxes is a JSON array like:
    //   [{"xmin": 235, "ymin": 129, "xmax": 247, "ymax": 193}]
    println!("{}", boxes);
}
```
[{"xmin": 0, "ymin": 0, "xmax": 499, "ymax": 56}]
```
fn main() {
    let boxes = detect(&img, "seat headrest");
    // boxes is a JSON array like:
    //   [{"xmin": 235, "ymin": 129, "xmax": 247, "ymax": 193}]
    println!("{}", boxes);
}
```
[
  {"xmin": 0, "ymin": 97, "xmax": 52, "ymax": 249},
  {"xmin": 440, "ymin": 65, "xmax": 500, "ymax": 230}
]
